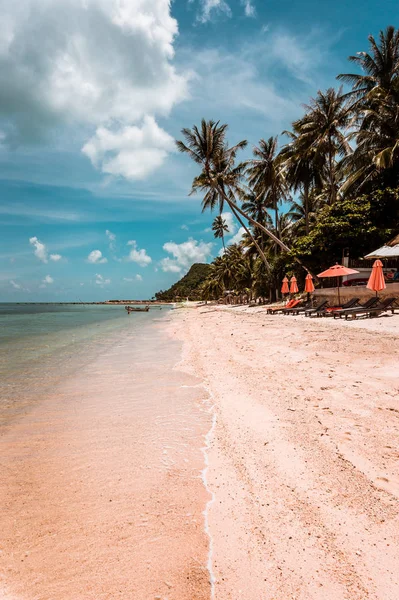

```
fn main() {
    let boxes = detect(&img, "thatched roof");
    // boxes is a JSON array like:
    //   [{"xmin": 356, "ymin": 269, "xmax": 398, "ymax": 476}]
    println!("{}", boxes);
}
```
[{"xmin": 387, "ymin": 233, "xmax": 399, "ymax": 247}]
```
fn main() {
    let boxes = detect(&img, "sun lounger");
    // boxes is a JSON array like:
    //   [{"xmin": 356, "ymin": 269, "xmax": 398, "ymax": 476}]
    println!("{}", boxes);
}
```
[
  {"xmin": 303, "ymin": 300, "xmax": 329, "ymax": 317},
  {"xmin": 320, "ymin": 298, "xmax": 361, "ymax": 317},
  {"xmin": 344, "ymin": 297, "xmax": 399, "ymax": 320},
  {"xmin": 288, "ymin": 300, "xmax": 328, "ymax": 316},
  {"xmin": 283, "ymin": 300, "xmax": 311, "ymax": 315},
  {"xmin": 332, "ymin": 297, "xmax": 379, "ymax": 319},
  {"xmin": 266, "ymin": 299, "xmax": 300, "ymax": 314}
]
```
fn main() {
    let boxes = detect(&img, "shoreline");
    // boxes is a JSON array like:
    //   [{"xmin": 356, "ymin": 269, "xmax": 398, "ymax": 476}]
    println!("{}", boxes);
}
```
[
  {"xmin": 169, "ymin": 305, "xmax": 399, "ymax": 599},
  {"xmin": 0, "ymin": 317, "xmax": 212, "ymax": 600}
]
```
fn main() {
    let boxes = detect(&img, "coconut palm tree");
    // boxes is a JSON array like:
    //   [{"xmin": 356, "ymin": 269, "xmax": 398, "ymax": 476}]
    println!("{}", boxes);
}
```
[
  {"xmin": 292, "ymin": 88, "xmax": 352, "ymax": 204},
  {"xmin": 212, "ymin": 215, "xmax": 229, "ymax": 249},
  {"xmin": 286, "ymin": 191, "xmax": 324, "ymax": 236},
  {"xmin": 340, "ymin": 89, "xmax": 399, "ymax": 194},
  {"xmin": 246, "ymin": 137, "xmax": 289, "ymax": 237},
  {"xmin": 337, "ymin": 26, "xmax": 399, "ymax": 103},
  {"xmin": 176, "ymin": 120, "xmax": 293, "ymax": 259},
  {"xmin": 279, "ymin": 128, "xmax": 324, "ymax": 234},
  {"xmin": 337, "ymin": 27, "xmax": 399, "ymax": 194}
]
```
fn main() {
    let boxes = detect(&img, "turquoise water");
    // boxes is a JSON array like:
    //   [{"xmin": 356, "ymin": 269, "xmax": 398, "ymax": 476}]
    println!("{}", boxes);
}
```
[{"xmin": 0, "ymin": 303, "xmax": 170, "ymax": 423}]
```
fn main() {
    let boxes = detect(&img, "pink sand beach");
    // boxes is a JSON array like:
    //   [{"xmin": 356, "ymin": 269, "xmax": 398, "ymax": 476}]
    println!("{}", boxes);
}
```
[{"xmin": 1, "ymin": 306, "xmax": 399, "ymax": 599}]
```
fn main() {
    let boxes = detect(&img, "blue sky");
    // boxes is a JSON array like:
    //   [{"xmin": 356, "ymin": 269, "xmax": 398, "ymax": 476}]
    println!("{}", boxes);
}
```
[{"xmin": 0, "ymin": 0, "xmax": 397, "ymax": 301}]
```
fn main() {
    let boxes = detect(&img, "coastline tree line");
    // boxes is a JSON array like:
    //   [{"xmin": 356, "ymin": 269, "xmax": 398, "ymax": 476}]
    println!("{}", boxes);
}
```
[{"xmin": 171, "ymin": 26, "xmax": 399, "ymax": 303}]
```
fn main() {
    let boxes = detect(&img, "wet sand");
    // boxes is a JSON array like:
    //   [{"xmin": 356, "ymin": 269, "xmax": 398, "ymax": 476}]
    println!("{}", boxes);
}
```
[
  {"xmin": 0, "ymin": 322, "xmax": 212, "ymax": 600},
  {"xmin": 171, "ymin": 306, "xmax": 399, "ymax": 600}
]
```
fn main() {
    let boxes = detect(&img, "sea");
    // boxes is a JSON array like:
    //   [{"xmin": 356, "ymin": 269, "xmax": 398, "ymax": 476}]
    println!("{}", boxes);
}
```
[
  {"xmin": 0, "ymin": 303, "xmax": 212, "ymax": 599},
  {"xmin": 0, "ymin": 303, "xmax": 167, "ymax": 424}
]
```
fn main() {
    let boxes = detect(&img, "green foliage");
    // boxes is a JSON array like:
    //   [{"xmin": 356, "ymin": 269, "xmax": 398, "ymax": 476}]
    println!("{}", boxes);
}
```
[
  {"xmin": 291, "ymin": 188, "xmax": 399, "ymax": 270},
  {"xmin": 154, "ymin": 263, "xmax": 212, "ymax": 301}
]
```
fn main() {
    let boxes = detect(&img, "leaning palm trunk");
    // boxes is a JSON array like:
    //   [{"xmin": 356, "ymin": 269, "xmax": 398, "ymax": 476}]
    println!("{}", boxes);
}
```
[
  {"xmin": 215, "ymin": 185, "xmax": 312, "ymax": 275},
  {"xmin": 229, "ymin": 204, "xmax": 271, "ymax": 274},
  {"xmin": 304, "ymin": 185, "xmax": 310, "ymax": 235}
]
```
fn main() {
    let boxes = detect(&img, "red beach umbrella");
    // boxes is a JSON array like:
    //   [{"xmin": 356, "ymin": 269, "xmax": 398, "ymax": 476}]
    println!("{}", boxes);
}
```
[
  {"xmin": 281, "ymin": 276, "xmax": 289, "ymax": 294},
  {"xmin": 318, "ymin": 263, "xmax": 359, "ymax": 306},
  {"xmin": 304, "ymin": 274, "xmax": 315, "ymax": 293},
  {"xmin": 366, "ymin": 259, "xmax": 386, "ymax": 296},
  {"xmin": 289, "ymin": 276, "xmax": 299, "ymax": 294}
]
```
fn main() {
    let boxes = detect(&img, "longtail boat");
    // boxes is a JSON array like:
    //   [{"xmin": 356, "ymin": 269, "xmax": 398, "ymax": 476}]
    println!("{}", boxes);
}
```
[{"xmin": 125, "ymin": 305, "xmax": 150, "ymax": 313}]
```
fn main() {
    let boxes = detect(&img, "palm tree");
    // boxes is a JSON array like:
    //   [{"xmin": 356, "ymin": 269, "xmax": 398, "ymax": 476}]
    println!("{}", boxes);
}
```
[
  {"xmin": 286, "ymin": 191, "xmax": 324, "ymax": 236},
  {"xmin": 292, "ymin": 88, "xmax": 352, "ymax": 204},
  {"xmin": 340, "ymin": 90, "xmax": 399, "ymax": 194},
  {"xmin": 212, "ymin": 215, "xmax": 229, "ymax": 249},
  {"xmin": 246, "ymin": 137, "xmax": 288, "ymax": 237},
  {"xmin": 279, "ymin": 128, "xmax": 324, "ymax": 234},
  {"xmin": 337, "ymin": 26, "xmax": 399, "ymax": 103},
  {"xmin": 337, "ymin": 27, "xmax": 399, "ymax": 194},
  {"xmin": 176, "ymin": 120, "xmax": 293, "ymax": 262}
]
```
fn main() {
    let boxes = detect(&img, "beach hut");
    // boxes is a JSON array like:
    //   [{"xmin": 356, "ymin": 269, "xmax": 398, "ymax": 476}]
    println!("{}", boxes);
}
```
[{"xmin": 364, "ymin": 234, "xmax": 399, "ymax": 259}]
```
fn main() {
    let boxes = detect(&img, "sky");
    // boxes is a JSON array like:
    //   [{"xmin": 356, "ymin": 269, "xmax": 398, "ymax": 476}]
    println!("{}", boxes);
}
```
[{"xmin": 0, "ymin": 0, "xmax": 397, "ymax": 301}]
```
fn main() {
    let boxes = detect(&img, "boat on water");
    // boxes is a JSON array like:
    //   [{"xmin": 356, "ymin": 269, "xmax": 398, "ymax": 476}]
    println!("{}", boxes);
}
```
[{"xmin": 125, "ymin": 305, "xmax": 150, "ymax": 313}]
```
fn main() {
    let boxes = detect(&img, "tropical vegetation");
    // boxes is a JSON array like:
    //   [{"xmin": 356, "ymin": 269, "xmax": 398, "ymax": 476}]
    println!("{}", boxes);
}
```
[
  {"xmin": 176, "ymin": 27, "xmax": 399, "ymax": 302},
  {"xmin": 155, "ymin": 263, "xmax": 211, "ymax": 301}
]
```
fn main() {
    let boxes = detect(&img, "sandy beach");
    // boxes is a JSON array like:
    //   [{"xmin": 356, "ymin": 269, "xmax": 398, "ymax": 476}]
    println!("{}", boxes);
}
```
[
  {"xmin": 170, "ymin": 305, "xmax": 399, "ymax": 600},
  {"xmin": 1, "ymin": 305, "xmax": 399, "ymax": 600}
]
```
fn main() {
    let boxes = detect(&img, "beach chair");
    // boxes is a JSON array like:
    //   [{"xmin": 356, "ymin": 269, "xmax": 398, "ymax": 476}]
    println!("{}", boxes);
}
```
[
  {"xmin": 344, "ymin": 297, "xmax": 399, "ymax": 320},
  {"xmin": 288, "ymin": 300, "xmax": 327, "ymax": 316},
  {"xmin": 320, "ymin": 297, "xmax": 361, "ymax": 317},
  {"xmin": 282, "ymin": 300, "xmax": 311, "ymax": 315},
  {"xmin": 267, "ymin": 299, "xmax": 301, "ymax": 314},
  {"xmin": 302, "ymin": 300, "xmax": 329, "ymax": 317},
  {"xmin": 266, "ymin": 299, "xmax": 295, "ymax": 314},
  {"xmin": 332, "ymin": 297, "xmax": 379, "ymax": 319}
]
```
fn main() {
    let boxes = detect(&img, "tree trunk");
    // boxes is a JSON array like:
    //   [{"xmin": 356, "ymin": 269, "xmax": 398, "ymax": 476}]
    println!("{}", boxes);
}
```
[
  {"xmin": 217, "ymin": 186, "xmax": 315, "ymax": 277},
  {"xmin": 229, "ymin": 205, "xmax": 272, "ymax": 275},
  {"xmin": 304, "ymin": 184, "xmax": 310, "ymax": 235},
  {"xmin": 328, "ymin": 137, "xmax": 336, "ymax": 205}
]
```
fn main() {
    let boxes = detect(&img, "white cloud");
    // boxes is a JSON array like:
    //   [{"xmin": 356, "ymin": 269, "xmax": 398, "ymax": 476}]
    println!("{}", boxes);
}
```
[
  {"xmin": 105, "ymin": 229, "xmax": 116, "ymax": 251},
  {"xmin": 95, "ymin": 274, "xmax": 111, "ymax": 286},
  {"xmin": 29, "ymin": 236, "xmax": 48, "ymax": 263},
  {"xmin": 221, "ymin": 212, "xmax": 237, "ymax": 235},
  {"xmin": 126, "ymin": 241, "xmax": 152, "ymax": 267},
  {"xmin": 228, "ymin": 227, "xmax": 246, "ymax": 246},
  {"xmin": 241, "ymin": 0, "xmax": 255, "ymax": 17},
  {"xmin": 181, "ymin": 224, "xmax": 189, "ymax": 230},
  {"xmin": 161, "ymin": 258, "xmax": 183, "ymax": 273},
  {"xmin": 0, "ymin": 0, "xmax": 187, "ymax": 177},
  {"xmin": 29, "ymin": 236, "xmax": 63, "ymax": 263},
  {"xmin": 87, "ymin": 249, "xmax": 107, "ymax": 264},
  {"xmin": 43, "ymin": 275, "xmax": 54, "ymax": 284},
  {"xmin": 83, "ymin": 116, "xmax": 175, "ymax": 180},
  {"xmin": 197, "ymin": 0, "xmax": 232, "ymax": 22},
  {"xmin": 136, "ymin": 274, "xmax": 143, "ymax": 282},
  {"xmin": 10, "ymin": 279, "xmax": 22, "ymax": 290},
  {"xmin": 161, "ymin": 238, "xmax": 213, "ymax": 273}
]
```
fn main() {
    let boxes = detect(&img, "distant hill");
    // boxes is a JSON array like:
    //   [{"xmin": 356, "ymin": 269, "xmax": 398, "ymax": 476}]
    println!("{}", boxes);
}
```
[{"xmin": 154, "ymin": 263, "xmax": 211, "ymax": 301}]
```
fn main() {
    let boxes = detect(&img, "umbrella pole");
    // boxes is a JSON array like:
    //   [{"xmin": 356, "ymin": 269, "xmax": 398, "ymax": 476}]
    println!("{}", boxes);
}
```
[{"xmin": 337, "ymin": 280, "xmax": 340, "ymax": 306}]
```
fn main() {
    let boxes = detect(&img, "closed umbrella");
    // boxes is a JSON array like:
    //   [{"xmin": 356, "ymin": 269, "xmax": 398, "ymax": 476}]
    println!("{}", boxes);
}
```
[
  {"xmin": 318, "ymin": 264, "xmax": 359, "ymax": 306},
  {"xmin": 289, "ymin": 276, "xmax": 299, "ymax": 294},
  {"xmin": 304, "ymin": 274, "xmax": 315, "ymax": 293},
  {"xmin": 281, "ymin": 276, "xmax": 289, "ymax": 295},
  {"xmin": 366, "ymin": 259, "xmax": 386, "ymax": 296}
]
